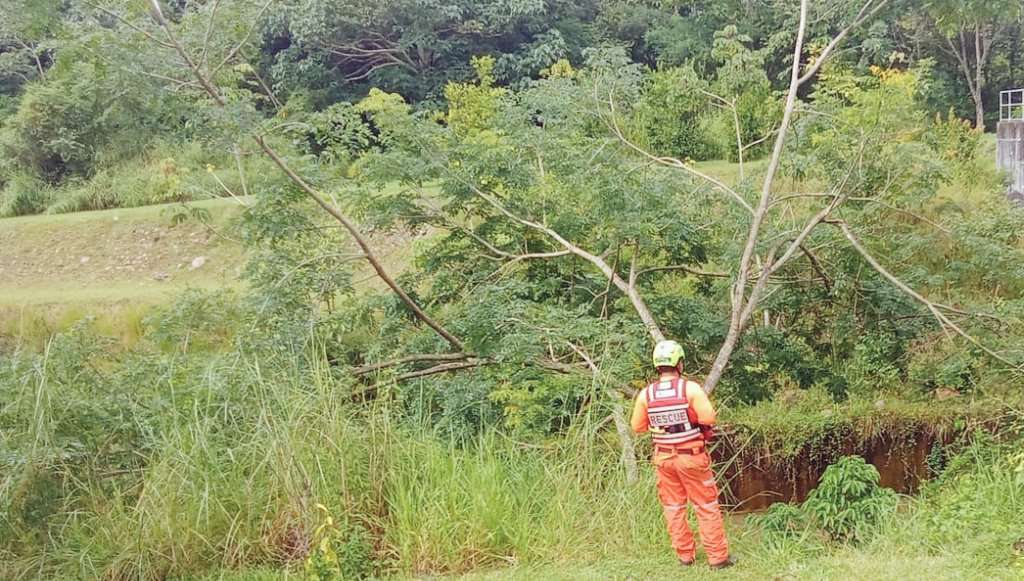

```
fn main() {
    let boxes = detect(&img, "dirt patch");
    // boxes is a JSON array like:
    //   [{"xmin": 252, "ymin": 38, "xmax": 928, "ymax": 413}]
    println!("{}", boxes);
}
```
[{"xmin": 1, "ymin": 221, "xmax": 224, "ymax": 285}]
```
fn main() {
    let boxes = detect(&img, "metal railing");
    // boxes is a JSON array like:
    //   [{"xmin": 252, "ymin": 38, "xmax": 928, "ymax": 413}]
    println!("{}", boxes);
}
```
[{"xmin": 1001, "ymin": 89, "xmax": 1024, "ymax": 121}]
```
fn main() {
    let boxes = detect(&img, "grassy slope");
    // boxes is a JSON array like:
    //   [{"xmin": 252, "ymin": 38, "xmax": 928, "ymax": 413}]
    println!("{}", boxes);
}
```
[
  {"xmin": 0, "ymin": 197, "xmax": 248, "ymax": 345},
  {"xmin": 0, "ymin": 197, "xmax": 247, "ymax": 306},
  {"xmin": 0, "ymin": 192, "xmax": 426, "ymax": 343}
]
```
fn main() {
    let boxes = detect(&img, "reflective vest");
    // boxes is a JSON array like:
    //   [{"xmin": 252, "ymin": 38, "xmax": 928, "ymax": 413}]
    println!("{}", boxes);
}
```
[{"xmin": 646, "ymin": 377, "xmax": 703, "ymax": 446}]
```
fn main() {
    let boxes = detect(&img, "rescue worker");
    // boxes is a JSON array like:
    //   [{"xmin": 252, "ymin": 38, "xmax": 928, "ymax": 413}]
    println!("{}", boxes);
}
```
[{"xmin": 630, "ymin": 340, "xmax": 735, "ymax": 569}]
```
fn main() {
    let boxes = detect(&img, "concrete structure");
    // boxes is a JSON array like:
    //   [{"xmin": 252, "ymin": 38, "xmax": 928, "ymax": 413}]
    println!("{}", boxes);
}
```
[{"xmin": 997, "ymin": 89, "xmax": 1024, "ymax": 202}]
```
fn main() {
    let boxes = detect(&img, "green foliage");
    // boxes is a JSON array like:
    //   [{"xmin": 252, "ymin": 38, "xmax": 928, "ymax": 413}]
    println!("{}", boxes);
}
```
[
  {"xmin": 496, "ymin": 29, "xmax": 570, "ymax": 85},
  {"xmin": 753, "ymin": 456, "xmax": 899, "ymax": 549},
  {"xmin": 886, "ymin": 432, "xmax": 1024, "ymax": 568},
  {"xmin": 144, "ymin": 290, "xmax": 243, "ymax": 353},
  {"xmin": 922, "ymin": 110, "xmax": 1002, "ymax": 191},
  {"xmin": 803, "ymin": 456, "xmax": 899, "ymax": 543},
  {"xmin": 240, "ymin": 185, "xmax": 355, "ymax": 320},
  {"xmin": 753, "ymin": 502, "xmax": 811, "ymax": 548},
  {"xmin": 644, "ymin": 13, "xmax": 713, "ymax": 67},
  {"xmin": 305, "ymin": 505, "xmax": 374, "ymax": 580},
  {"xmin": 0, "ymin": 172, "xmax": 51, "ymax": 216},
  {"xmin": 0, "ymin": 0, "xmax": 63, "ymax": 95},
  {"xmin": 0, "ymin": 56, "xmax": 170, "ymax": 182},
  {"xmin": 633, "ymin": 66, "xmax": 714, "ymax": 160},
  {"xmin": 924, "ymin": 110, "xmax": 980, "ymax": 168},
  {"xmin": 444, "ymin": 56, "xmax": 507, "ymax": 137},
  {"xmin": 279, "ymin": 0, "xmax": 565, "ymax": 100},
  {"xmin": 292, "ymin": 102, "xmax": 376, "ymax": 166}
]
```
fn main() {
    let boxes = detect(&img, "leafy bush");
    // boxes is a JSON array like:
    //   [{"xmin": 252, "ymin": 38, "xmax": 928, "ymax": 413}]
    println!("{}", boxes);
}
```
[
  {"xmin": 0, "ymin": 59, "xmax": 166, "ymax": 182},
  {"xmin": 803, "ymin": 456, "xmax": 898, "ymax": 543},
  {"xmin": 293, "ymin": 102, "xmax": 375, "ymax": 165},
  {"xmin": 923, "ymin": 110, "xmax": 979, "ymax": 168},
  {"xmin": 921, "ymin": 110, "xmax": 1005, "ymax": 194},
  {"xmin": 706, "ymin": 25, "xmax": 779, "ymax": 161},
  {"xmin": 633, "ymin": 66, "xmax": 715, "ymax": 160},
  {"xmin": 753, "ymin": 456, "xmax": 899, "ymax": 548}
]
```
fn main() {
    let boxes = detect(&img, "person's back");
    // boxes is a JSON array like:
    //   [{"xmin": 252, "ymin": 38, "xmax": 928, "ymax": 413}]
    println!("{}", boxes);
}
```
[{"xmin": 630, "ymin": 340, "xmax": 734, "ymax": 568}]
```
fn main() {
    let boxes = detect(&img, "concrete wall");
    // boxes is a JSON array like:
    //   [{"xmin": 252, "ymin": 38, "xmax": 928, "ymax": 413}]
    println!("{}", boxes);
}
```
[{"xmin": 997, "ymin": 119, "xmax": 1024, "ymax": 202}]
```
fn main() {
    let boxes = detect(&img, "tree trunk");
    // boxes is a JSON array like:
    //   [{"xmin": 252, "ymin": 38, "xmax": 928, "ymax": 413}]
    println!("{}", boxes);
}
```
[
  {"xmin": 973, "ymin": 26, "xmax": 986, "ymax": 129},
  {"xmin": 703, "ymin": 0, "xmax": 810, "ymax": 395}
]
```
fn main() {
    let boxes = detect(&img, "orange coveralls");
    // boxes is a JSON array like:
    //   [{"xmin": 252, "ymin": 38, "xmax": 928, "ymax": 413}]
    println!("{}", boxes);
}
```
[{"xmin": 631, "ymin": 377, "xmax": 730, "ymax": 565}]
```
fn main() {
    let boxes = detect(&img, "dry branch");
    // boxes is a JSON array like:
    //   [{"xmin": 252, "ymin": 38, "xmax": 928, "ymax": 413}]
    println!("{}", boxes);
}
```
[
  {"xmin": 834, "ymin": 220, "xmax": 1021, "ymax": 372},
  {"xmin": 468, "ymin": 184, "xmax": 667, "ymax": 342},
  {"xmin": 352, "ymin": 352, "xmax": 471, "ymax": 376},
  {"xmin": 566, "ymin": 341, "xmax": 639, "ymax": 483}
]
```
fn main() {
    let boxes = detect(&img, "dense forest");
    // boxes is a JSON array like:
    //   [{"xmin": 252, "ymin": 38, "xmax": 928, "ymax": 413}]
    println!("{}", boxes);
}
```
[
  {"xmin": 2, "ymin": 0, "xmax": 1024, "ymax": 214},
  {"xmin": 2, "ymin": 1, "xmax": 1024, "ymax": 579}
]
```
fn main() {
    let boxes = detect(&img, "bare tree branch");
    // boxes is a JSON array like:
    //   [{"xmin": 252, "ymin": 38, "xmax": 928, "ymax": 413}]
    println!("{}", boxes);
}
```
[
  {"xmin": 198, "ymin": 0, "xmax": 221, "ymax": 68},
  {"xmin": 835, "ymin": 220, "xmax": 1021, "ymax": 372},
  {"xmin": 468, "ymin": 184, "xmax": 667, "ymax": 342},
  {"xmin": 84, "ymin": 1, "xmax": 176, "ymax": 49},
  {"xmin": 256, "ymin": 138, "xmax": 465, "ymax": 351},
  {"xmin": 353, "ymin": 352, "xmax": 471, "ymax": 376},
  {"xmin": 566, "ymin": 341, "xmax": 638, "ymax": 483},
  {"xmin": 148, "ymin": 0, "xmax": 226, "ymax": 106},
  {"xmin": 209, "ymin": 0, "xmax": 275, "ymax": 78},
  {"xmin": 800, "ymin": 243, "xmax": 832, "ymax": 295},
  {"xmin": 703, "ymin": 0, "xmax": 812, "ymax": 395},
  {"xmin": 358, "ymin": 359, "xmax": 488, "ymax": 398},
  {"xmin": 634, "ymin": 265, "xmax": 730, "ymax": 279},
  {"xmin": 797, "ymin": 0, "xmax": 891, "ymax": 85},
  {"xmin": 607, "ymin": 104, "xmax": 755, "ymax": 215},
  {"xmin": 701, "ymin": 88, "xmax": 745, "ymax": 180}
]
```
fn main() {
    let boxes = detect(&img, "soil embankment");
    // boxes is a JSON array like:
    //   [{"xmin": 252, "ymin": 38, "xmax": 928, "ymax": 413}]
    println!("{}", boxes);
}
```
[{"xmin": 714, "ymin": 428, "xmax": 946, "ymax": 511}]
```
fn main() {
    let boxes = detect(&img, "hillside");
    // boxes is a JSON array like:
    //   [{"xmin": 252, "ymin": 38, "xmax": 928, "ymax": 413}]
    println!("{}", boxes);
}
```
[{"xmin": 0, "ymin": 198, "xmax": 246, "ymax": 306}]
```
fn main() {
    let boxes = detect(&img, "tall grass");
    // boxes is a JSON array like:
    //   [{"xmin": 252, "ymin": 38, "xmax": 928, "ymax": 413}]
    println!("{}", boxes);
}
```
[
  {"xmin": 0, "ymin": 340, "xmax": 664, "ymax": 579},
  {"xmin": 3, "ymin": 319, "xmax": 1021, "ymax": 580}
]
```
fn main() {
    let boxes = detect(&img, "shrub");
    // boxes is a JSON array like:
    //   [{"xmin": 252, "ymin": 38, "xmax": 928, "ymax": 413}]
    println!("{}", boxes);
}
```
[
  {"xmin": 292, "ymin": 102, "xmax": 375, "ymax": 165},
  {"xmin": 633, "ymin": 66, "xmax": 715, "ymax": 160},
  {"xmin": 305, "ymin": 505, "xmax": 374, "ymax": 580},
  {"xmin": 922, "ymin": 110, "xmax": 1005, "ymax": 194},
  {"xmin": 803, "ymin": 456, "xmax": 898, "ymax": 543},
  {"xmin": 923, "ymin": 110, "xmax": 979, "ymax": 168}
]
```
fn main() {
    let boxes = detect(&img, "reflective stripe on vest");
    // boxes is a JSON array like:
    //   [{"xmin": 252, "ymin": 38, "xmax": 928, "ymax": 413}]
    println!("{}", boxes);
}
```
[{"xmin": 646, "ymin": 377, "xmax": 702, "ymax": 445}]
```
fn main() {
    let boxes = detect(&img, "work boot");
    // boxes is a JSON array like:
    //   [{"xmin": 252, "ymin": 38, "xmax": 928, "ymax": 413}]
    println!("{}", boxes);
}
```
[{"xmin": 710, "ymin": 555, "xmax": 736, "ymax": 569}]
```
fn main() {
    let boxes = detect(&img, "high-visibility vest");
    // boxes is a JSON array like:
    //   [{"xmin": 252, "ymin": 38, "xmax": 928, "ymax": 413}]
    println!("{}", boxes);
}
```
[{"xmin": 646, "ymin": 377, "xmax": 703, "ymax": 446}]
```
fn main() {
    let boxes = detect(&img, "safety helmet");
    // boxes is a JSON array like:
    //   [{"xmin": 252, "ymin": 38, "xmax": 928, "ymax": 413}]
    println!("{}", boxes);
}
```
[{"xmin": 652, "ymin": 340, "xmax": 685, "ymax": 369}]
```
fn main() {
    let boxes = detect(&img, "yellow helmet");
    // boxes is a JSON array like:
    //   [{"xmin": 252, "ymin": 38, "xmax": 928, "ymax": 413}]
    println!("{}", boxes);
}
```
[{"xmin": 652, "ymin": 340, "xmax": 685, "ymax": 368}]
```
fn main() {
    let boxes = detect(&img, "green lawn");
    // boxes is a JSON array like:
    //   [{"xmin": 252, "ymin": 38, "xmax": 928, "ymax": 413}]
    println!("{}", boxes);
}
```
[
  {"xmin": 447, "ymin": 553, "xmax": 1015, "ymax": 581},
  {"xmin": 196, "ymin": 547, "xmax": 1019, "ymax": 580}
]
